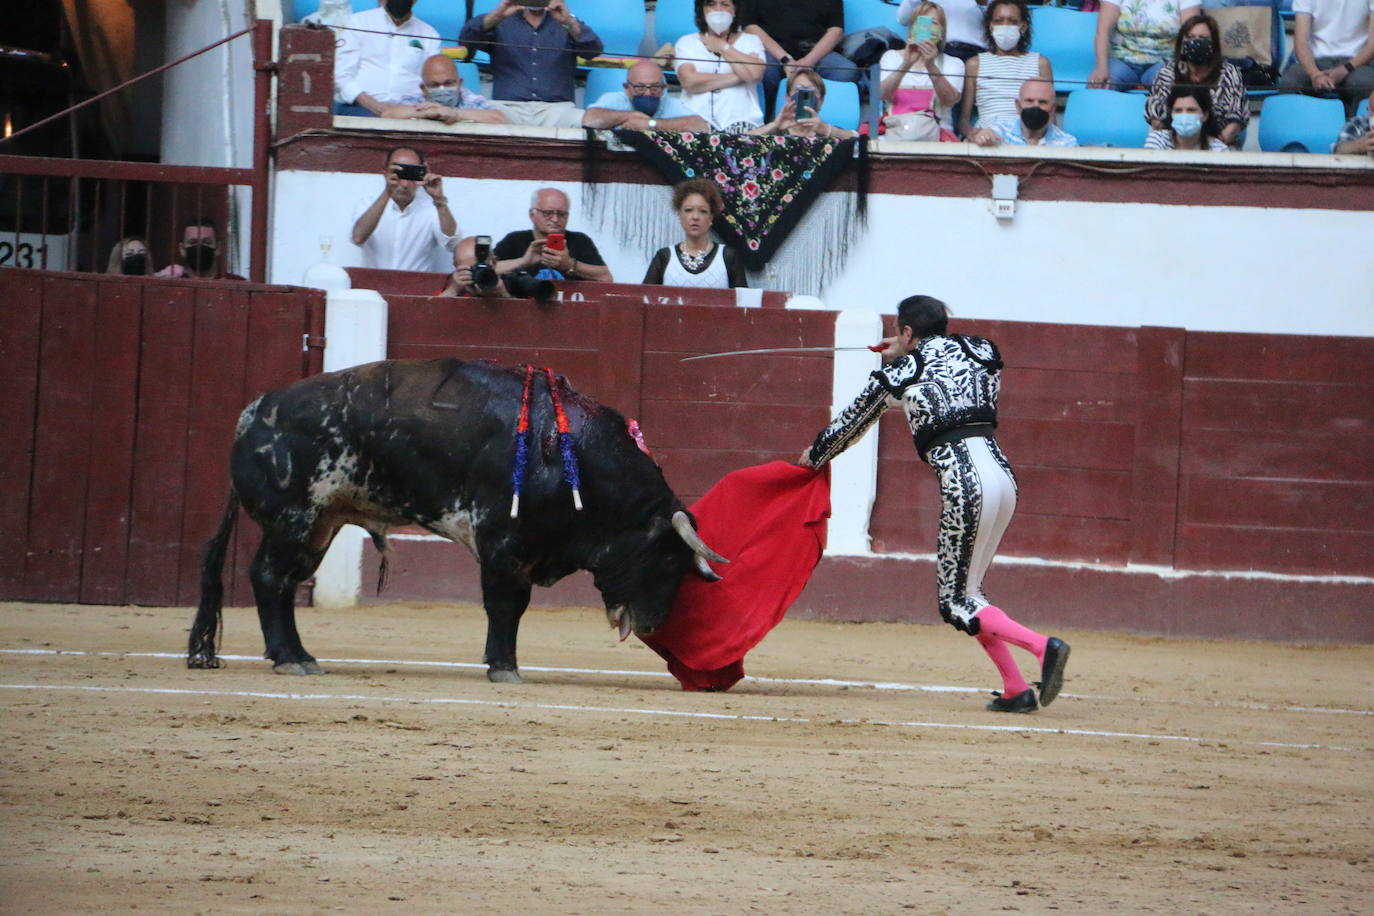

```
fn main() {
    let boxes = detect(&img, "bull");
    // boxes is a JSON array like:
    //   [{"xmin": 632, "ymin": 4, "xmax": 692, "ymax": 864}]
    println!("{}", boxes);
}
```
[{"xmin": 187, "ymin": 358, "xmax": 726, "ymax": 682}]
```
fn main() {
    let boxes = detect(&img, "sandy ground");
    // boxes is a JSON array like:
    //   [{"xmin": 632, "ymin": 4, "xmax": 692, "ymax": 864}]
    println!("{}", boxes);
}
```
[{"xmin": 0, "ymin": 600, "xmax": 1370, "ymax": 915}]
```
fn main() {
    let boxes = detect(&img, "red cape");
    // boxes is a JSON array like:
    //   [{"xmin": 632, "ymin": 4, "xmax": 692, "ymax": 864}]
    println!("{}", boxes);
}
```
[{"xmin": 640, "ymin": 462, "xmax": 831, "ymax": 691}]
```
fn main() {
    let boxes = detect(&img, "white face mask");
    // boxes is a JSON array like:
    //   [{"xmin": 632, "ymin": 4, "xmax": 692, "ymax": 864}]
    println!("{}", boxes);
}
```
[
  {"xmin": 991, "ymin": 24, "xmax": 1021, "ymax": 51},
  {"xmin": 705, "ymin": 10, "xmax": 734, "ymax": 35}
]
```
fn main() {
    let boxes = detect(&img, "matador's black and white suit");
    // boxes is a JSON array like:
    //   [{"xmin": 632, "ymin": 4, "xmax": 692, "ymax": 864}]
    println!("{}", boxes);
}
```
[{"xmin": 808, "ymin": 334, "xmax": 1011, "ymax": 636}]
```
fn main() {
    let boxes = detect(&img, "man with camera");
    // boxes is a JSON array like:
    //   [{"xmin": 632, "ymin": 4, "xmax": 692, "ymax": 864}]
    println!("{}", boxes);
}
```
[
  {"xmin": 439, "ymin": 235, "xmax": 557, "ymax": 302},
  {"xmin": 493, "ymin": 188, "xmax": 614, "ymax": 282},
  {"xmin": 350, "ymin": 146, "xmax": 459, "ymax": 272}
]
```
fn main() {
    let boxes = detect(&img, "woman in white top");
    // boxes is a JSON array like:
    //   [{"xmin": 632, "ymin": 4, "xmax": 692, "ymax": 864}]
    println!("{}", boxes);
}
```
[
  {"xmin": 959, "ymin": 0, "xmax": 1052, "ymax": 136},
  {"xmin": 675, "ymin": 0, "xmax": 767, "ymax": 132},
  {"xmin": 642, "ymin": 179, "xmax": 749, "ymax": 289},
  {"xmin": 880, "ymin": 1, "xmax": 966, "ymax": 140},
  {"xmin": 1143, "ymin": 84, "xmax": 1229, "ymax": 152},
  {"xmin": 898, "ymin": 0, "xmax": 988, "ymax": 61}
]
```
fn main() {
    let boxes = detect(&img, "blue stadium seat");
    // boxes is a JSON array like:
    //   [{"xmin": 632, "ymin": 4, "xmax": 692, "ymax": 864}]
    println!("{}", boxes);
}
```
[
  {"xmin": 655, "ymin": 0, "xmax": 700, "ymax": 48},
  {"xmin": 455, "ymin": 61, "xmax": 481, "ymax": 90},
  {"xmin": 1257, "ymin": 94, "xmax": 1346, "ymax": 152},
  {"xmin": 1062, "ymin": 89, "xmax": 1149, "ymax": 147},
  {"xmin": 844, "ymin": 0, "xmax": 901, "ymax": 33},
  {"xmin": 821, "ymin": 79, "xmax": 863, "ymax": 131},
  {"xmin": 584, "ymin": 67, "xmax": 631, "ymax": 110},
  {"xmin": 1030, "ymin": 7, "xmax": 1097, "ymax": 95},
  {"xmin": 578, "ymin": 0, "xmax": 649, "ymax": 59},
  {"xmin": 1359, "ymin": 97, "xmax": 1370, "ymax": 119}
]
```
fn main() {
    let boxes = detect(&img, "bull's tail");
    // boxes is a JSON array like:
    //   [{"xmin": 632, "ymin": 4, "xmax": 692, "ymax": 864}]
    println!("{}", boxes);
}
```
[{"xmin": 187, "ymin": 489, "xmax": 240, "ymax": 669}]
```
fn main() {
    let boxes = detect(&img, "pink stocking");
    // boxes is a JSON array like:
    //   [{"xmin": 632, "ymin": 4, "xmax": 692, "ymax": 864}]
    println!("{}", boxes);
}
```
[
  {"xmin": 977, "ymin": 631, "xmax": 1030, "ymax": 696},
  {"xmin": 975, "ymin": 605, "xmax": 1048, "ymax": 661}
]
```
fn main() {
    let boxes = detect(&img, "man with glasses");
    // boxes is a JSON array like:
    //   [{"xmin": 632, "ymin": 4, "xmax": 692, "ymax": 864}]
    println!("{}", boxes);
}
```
[
  {"xmin": 583, "ymin": 60, "xmax": 710, "ymax": 131},
  {"xmin": 493, "ymin": 188, "xmax": 614, "ymax": 282}
]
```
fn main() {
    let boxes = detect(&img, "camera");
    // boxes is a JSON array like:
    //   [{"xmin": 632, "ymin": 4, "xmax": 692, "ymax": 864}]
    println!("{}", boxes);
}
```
[
  {"xmin": 471, "ymin": 235, "xmax": 500, "ymax": 292},
  {"xmin": 393, "ymin": 162, "xmax": 427, "ymax": 181},
  {"xmin": 793, "ymin": 87, "xmax": 818, "ymax": 119},
  {"xmin": 503, "ymin": 271, "xmax": 556, "ymax": 304}
]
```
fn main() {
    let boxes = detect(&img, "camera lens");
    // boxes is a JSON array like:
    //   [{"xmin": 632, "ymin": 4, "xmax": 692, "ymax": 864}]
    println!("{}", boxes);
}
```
[{"xmin": 473, "ymin": 265, "xmax": 500, "ymax": 291}]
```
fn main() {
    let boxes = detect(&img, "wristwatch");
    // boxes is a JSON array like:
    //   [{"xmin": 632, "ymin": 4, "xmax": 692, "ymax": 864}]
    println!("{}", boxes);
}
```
[
  {"xmin": 1343, "ymin": 60, "xmax": 1356, "ymax": 73},
  {"xmin": 647, "ymin": 118, "xmax": 658, "ymax": 130},
  {"xmin": 779, "ymin": 55, "xmax": 793, "ymax": 66}
]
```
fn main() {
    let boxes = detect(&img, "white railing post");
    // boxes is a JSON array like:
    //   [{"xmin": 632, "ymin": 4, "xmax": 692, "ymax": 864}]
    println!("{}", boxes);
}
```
[{"xmin": 825, "ymin": 309, "xmax": 884, "ymax": 556}]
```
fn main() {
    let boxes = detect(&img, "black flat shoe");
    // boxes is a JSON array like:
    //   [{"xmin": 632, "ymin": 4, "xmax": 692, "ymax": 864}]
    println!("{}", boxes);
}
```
[
  {"xmin": 986, "ymin": 688, "xmax": 1038, "ymax": 713},
  {"xmin": 1036, "ymin": 637, "xmax": 1070, "ymax": 707}
]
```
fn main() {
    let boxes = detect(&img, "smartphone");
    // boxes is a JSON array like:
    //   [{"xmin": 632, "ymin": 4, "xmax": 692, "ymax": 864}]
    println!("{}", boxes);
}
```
[
  {"xmin": 522, "ymin": 0, "xmax": 549, "ymax": 7},
  {"xmin": 793, "ymin": 87, "xmax": 818, "ymax": 119},
  {"xmin": 545, "ymin": 232, "xmax": 566, "ymax": 252},
  {"xmin": 912, "ymin": 15, "xmax": 933, "ymax": 43},
  {"xmin": 394, "ymin": 162, "xmax": 427, "ymax": 181}
]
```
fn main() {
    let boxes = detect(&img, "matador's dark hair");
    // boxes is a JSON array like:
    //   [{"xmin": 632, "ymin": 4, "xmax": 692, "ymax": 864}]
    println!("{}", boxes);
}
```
[{"xmin": 897, "ymin": 295, "xmax": 950, "ymax": 337}]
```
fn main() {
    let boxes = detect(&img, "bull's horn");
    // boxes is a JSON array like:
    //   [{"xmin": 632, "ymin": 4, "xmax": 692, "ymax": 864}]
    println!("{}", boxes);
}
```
[
  {"xmin": 693, "ymin": 555, "xmax": 723, "ymax": 582},
  {"xmin": 672, "ymin": 511, "xmax": 729, "ymax": 564}
]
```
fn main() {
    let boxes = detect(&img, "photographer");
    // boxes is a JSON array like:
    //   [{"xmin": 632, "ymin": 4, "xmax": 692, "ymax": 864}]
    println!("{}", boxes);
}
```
[
  {"xmin": 351, "ymin": 147, "xmax": 458, "ymax": 272},
  {"xmin": 439, "ymin": 236, "xmax": 556, "ymax": 303}
]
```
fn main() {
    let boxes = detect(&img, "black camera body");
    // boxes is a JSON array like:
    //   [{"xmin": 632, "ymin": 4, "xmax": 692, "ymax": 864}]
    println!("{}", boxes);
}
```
[{"xmin": 471, "ymin": 235, "xmax": 500, "ymax": 292}]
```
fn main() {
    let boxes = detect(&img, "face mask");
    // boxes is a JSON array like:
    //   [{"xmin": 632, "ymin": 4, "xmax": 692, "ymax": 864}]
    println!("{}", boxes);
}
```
[
  {"xmin": 1179, "ymin": 38, "xmax": 1213, "ymax": 64},
  {"xmin": 631, "ymin": 93, "xmax": 661, "ymax": 116},
  {"xmin": 991, "ymin": 25, "xmax": 1021, "ymax": 51},
  {"xmin": 427, "ymin": 86, "xmax": 460, "ymax": 108},
  {"xmin": 121, "ymin": 253, "xmax": 147, "ymax": 275},
  {"xmin": 185, "ymin": 242, "xmax": 217, "ymax": 272},
  {"xmin": 705, "ymin": 10, "xmax": 734, "ymax": 35},
  {"xmin": 384, "ymin": 0, "xmax": 414, "ymax": 20},
  {"xmin": 1019, "ymin": 105, "xmax": 1050, "ymax": 131},
  {"xmin": 1172, "ymin": 112, "xmax": 1203, "ymax": 137}
]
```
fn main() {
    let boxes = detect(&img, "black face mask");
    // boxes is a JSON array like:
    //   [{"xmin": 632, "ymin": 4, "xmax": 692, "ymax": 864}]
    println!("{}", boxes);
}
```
[
  {"xmin": 185, "ymin": 242, "xmax": 217, "ymax": 272},
  {"xmin": 121, "ymin": 253, "xmax": 147, "ymax": 275},
  {"xmin": 385, "ymin": 0, "xmax": 414, "ymax": 20},
  {"xmin": 1020, "ymin": 106, "xmax": 1050, "ymax": 131},
  {"xmin": 1180, "ymin": 38, "xmax": 1214, "ymax": 64}
]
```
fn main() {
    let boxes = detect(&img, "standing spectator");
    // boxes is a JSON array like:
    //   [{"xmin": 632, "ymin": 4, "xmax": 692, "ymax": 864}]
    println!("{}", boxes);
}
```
[
  {"xmin": 1279, "ymin": 0, "xmax": 1374, "ymax": 112},
  {"xmin": 675, "ymin": 0, "xmax": 768, "ymax": 131},
  {"xmin": 899, "ymin": 0, "xmax": 989, "ymax": 62},
  {"xmin": 959, "ymin": 0, "xmax": 1053, "ymax": 135},
  {"xmin": 350, "ymin": 147, "xmax": 459, "ymax": 272},
  {"xmin": 1146, "ymin": 14, "xmax": 1249, "ymax": 146},
  {"xmin": 968, "ymin": 77, "xmax": 1078, "ymax": 146},
  {"xmin": 743, "ymin": 0, "xmax": 858, "ymax": 119},
  {"xmin": 584, "ymin": 60, "xmax": 711, "ymax": 131},
  {"xmin": 1332, "ymin": 87, "xmax": 1374, "ymax": 151},
  {"xmin": 1144, "ymin": 84, "xmax": 1231, "ymax": 149},
  {"xmin": 333, "ymin": 0, "xmax": 441, "ymax": 117},
  {"xmin": 1088, "ymin": 0, "xmax": 1201, "ymax": 92},
  {"xmin": 106, "ymin": 236, "xmax": 154, "ymax": 275},
  {"xmin": 460, "ymin": 0, "xmax": 603, "ymax": 127},
  {"xmin": 493, "ymin": 188, "xmax": 614, "ymax": 282},
  {"xmin": 385, "ymin": 54, "xmax": 509, "ymax": 125},
  {"xmin": 643, "ymin": 179, "xmax": 749, "ymax": 288},
  {"xmin": 880, "ymin": 1, "xmax": 966, "ymax": 140},
  {"xmin": 156, "ymin": 219, "xmax": 245, "ymax": 280},
  {"xmin": 750, "ymin": 67, "xmax": 858, "ymax": 138}
]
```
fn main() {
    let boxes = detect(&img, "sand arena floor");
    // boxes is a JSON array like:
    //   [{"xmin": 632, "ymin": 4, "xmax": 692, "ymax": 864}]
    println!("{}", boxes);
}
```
[{"xmin": 0, "ymin": 600, "xmax": 1370, "ymax": 914}]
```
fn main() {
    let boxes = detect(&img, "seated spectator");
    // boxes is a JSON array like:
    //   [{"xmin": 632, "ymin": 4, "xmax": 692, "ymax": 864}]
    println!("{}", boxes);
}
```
[
  {"xmin": 156, "ymin": 219, "xmax": 246, "ymax": 280},
  {"xmin": 675, "ymin": 0, "xmax": 767, "ymax": 131},
  {"xmin": 438, "ymin": 236, "xmax": 510, "ymax": 297},
  {"xmin": 385, "ymin": 54, "xmax": 508, "ymax": 125},
  {"xmin": 494, "ymin": 188, "xmax": 614, "ymax": 282},
  {"xmin": 106, "ymin": 236, "xmax": 154, "ymax": 275},
  {"xmin": 1279, "ymin": 0, "xmax": 1374, "ymax": 111},
  {"xmin": 969, "ymin": 77, "xmax": 1078, "ymax": 146},
  {"xmin": 899, "ymin": 0, "xmax": 988, "ymax": 62},
  {"xmin": 743, "ymin": 0, "xmax": 858, "ymax": 119},
  {"xmin": 643, "ymin": 179, "xmax": 749, "ymax": 288},
  {"xmin": 350, "ymin": 146, "xmax": 459, "ymax": 272},
  {"xmin": 333, "ymin": 0, "xmax": 441, "ymax": 118},
  {"xmin": 584, "ymin": 60, "xmax": 710, "ymax": 131},
  {"xmin": 460, "ymin": 0, "xmax": 603, "ymax": 128},
  {"xmin": 1332, "ymin": 87, "xmax": 1374, "ymax": 151},
  {"xmin": 880, "ymin": 1, "xmax": 965, "ymax": 141},
  {"xmin": 1146, "ymin": 14, "xmax": 1249, "ymax": 146},
  {"xmin": 960, "ymin": 0, "xmax": 1053, "ymax": 136},
  {"xmin": 1088, "ymin": 0, "xmax": 1200, "ymax": 91},
  {"xmin": 750, "ymin": 68, "xmax": 858, "ymax": 139},
  {"xmin": 1144, "ymin": 84, "xmax": 1230, "ymax": 150}
]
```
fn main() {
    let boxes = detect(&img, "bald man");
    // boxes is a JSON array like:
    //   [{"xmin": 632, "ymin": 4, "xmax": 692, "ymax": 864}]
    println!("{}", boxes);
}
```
[
  {"xmin": 970, "ymin": 78, "xmax": 1078, "ymax": 148},
  {"xmin": 583, "ymin": 60, "xmax": 710, "ymax": 131},
  {"xmin": 381, "ymin": 55, "xmax": 508, "ymax": 125},
  {"xmin": 438, "ymin": 236, "xmax": 509, "ymax": 298}
]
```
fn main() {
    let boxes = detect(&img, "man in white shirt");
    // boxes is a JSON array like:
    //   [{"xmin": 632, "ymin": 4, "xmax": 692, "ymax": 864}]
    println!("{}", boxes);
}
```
[
  {"xmin": 1279, "ymin": 0, "xmax": 1374, "ymax": 111},
  {"xmin": 351, "ymin": 147, "xmax": 459, "ymax": 272},
  {"xmin": 334, "ymin": 0, "xmax": 442, "ymax": 117}
]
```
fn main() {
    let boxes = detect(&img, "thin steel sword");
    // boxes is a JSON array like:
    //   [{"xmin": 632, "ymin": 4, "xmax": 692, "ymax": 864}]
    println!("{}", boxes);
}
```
[{"xmin": 681, "ymin": 344, "xmax": 889, "ymax": 362}]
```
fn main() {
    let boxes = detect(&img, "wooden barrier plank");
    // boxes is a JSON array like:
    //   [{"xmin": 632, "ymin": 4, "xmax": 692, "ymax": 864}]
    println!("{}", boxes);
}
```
[
  {"xmin": 1183, "ymin": 379, "xmax": 1373, "ymax": 434},
  {"xmin": 1176, "ymin": 524, "xmax": 1374, "ymax": 577},
  {"xmin": 1180, "ymin": 476, "xmax": 1374, "ymax": 532},
  {"xmin": 870, "ymin": 461, "xmax": 1132, "ymax": 521},
  {"xmin": 652, "ymin": 448, "xmax": 803, "ymax": 502},
  {"xmin": 638, "ymin": 400, "xmax": 828, "ymax": 451},
  {"xmin": 973, "ymin": 320, "xmax": 1139, "ymax": 373},
  {"xmin": 78, "ymin": 279, "xmax": 144, "ymax": 604},
  {"xmin": 1000, "ymin": 513, "xmax": 1133, "ymax": 565},
  {"xmin": 0, "ymin": 270, "xmax": 44, "ymax": 598},
  {"xmin": 1186, "ymin": 331, "xmax": 1374, "ymax": 384},
  {"xmin": 387, "ymin": 297, "xmax": 604, "ymax": 351},
  {"xmin": 596, "ymin": 299, "xmax": 645, "ymax": 421},
  {"xmin": 644, "ymin": 351, "xmax": 833, "ymax": 408},
  {"xmin": 23, "ymin": 276, "xmax": 98, "ymax": 601},
  {"xmin": 997, "ymin": 417, "xmax": 1136, "ymax": 471},
  {"xmin": 1181, "ymin": 427, "xmax": 1374, "ymax": 481},
  {"xmin": 1128, "ymin": 326, "xmax": 1183, "ymax": 567},
  {"xmin": 999, "ymin": 367, "xmax": 1139, "ymax": 423},
  {"xmin": 644, "ymin": 307, "xmax": 836, "ymax": 354}
]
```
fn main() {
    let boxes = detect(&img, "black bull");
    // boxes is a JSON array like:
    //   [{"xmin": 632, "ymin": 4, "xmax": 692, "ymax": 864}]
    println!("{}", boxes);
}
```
[{"xmin": 187, "ymin": 358, "xmax": 727, "ymax": 682}]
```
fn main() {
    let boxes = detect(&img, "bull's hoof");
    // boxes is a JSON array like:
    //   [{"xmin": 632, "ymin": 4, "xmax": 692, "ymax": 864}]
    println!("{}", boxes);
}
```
[
  {"xmin": 273, "ymin": 661, "xmax": 322, "ymax": 676},
  {"xmin": 487, "ymin": 668, "xmax": 523, "ymax": 684},
  {"xmin": 299, "ymin": 659, "xmax": 324, "ymax": 675}
]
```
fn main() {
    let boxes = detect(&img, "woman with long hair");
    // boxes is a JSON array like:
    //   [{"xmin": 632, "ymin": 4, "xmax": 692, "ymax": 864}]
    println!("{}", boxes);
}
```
[
  {"xmin": 1145, "ymin": 13, "xmax": 1248, "ymax": 146},
  {"xmin": 1143, "ymin": 84, "xmax": 1229, "ymax": 151},
  {"xmin": 642, "ymin": 178, "xmax": 748, "ymax": 289},
  {"xmin": 105, "ymin": 236, "xmax": 154, "ymax": 275},
  {"xmin": 674, "ymin": 0, "xmax": 767, "ymax": 132},
  {"xmin": 959, "ymin": 0, "xmax": 1053, "ymax": 136}
]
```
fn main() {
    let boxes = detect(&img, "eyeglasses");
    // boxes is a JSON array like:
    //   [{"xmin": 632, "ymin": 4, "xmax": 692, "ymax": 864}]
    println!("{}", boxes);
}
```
[
  {"xmin": 625, "ymin": 82, "xmax": 666, "ymax": 94},
  {"xmin": 533, "ymin": 208, "xmax": 570, "ymax": 219}
]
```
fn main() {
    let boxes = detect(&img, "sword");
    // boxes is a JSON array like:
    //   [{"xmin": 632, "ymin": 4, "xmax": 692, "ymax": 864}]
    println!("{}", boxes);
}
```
[{"xmin": 681, "ymin": 344, "xmax": 889, "ymax": 362}]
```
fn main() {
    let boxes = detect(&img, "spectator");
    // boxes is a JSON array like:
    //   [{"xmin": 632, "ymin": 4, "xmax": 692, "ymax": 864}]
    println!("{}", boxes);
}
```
[
  {"xmin": 643, "ymin": 179, "xmax": 749, "ymax": 288},
  {"xmin": 1146, "ymin": 14, "xmax": 1249, "ymax": 146},
  {"xmin": 959, "ymin": 0, "xmax": 1053, "ymax": 136},
  {"xmin": 333, "ymin": 0, "xmax": 441, "ymax": 117},
  {"xmin": 1088, "ymin": 0, "xmax": 1201, "ymax": 92},
  {"xmin": 675, "ymin": 0, "xmax": 768, "ymax": 131},
  {"xmin": 386, "ymin": 54, "xmax": 508, "ymax": 125},
  {"xmin": 438, "ymin": 236, "xmax": 510, "ymax": 297},
  {"xmin": 1332, "ymin": 87, "xmax": 1374, "ymax": 151},
  {"xmin": 493, "ymin": 188, "xmax": 614, "ymax": 282},
  {"xmin": 1144, "ymin": 84, "xmax": 1230, "ymax": 150},
  {"xmin": 750, "ymin": 67, "xmax": 858, "ymax": 138},
  {"xmin": 880, "ymin": 1, "xmax": 965, "ymax": 140},
  {"xmin": 350, "ymin": 146, "xmax": 458, "ymax": 272},
  {"xmin": 460, "ymin": 0, "xmax": 603, "ymax": 127},
  {"xmin": 969, "ymin": 77, "xmax": 1078, "ymax": 146},
  {"xmin": 584, "ymin": 60, "xmax": 711, "ymax": 131},
  {"xmin": 106, "ymin": 236, "xmax": 154, "ymax": 275},
  {"xmin": 899, "ymin": 0, "xmax": 989, "ymax": 62},
  {"xmin": 156, "ymin": 219, "xmax": 246, "ymax": 280},
  {"xmin": 1279, "ymin": 0, "xmax": 1374, "ymax": 111},
  {"xmin": 743, "ymin": 0, "xmax": 858, "ymax": 119}
]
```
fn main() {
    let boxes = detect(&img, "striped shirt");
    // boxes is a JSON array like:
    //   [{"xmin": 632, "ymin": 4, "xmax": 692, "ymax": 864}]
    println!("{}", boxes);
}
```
[
  {"xmin": 1143, "ymin": 129, "xmax": 1229, "ymax": 151},
  {"xmin": 973, "ymin": 53, "xmax": 1044, "ymax": 128}
]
